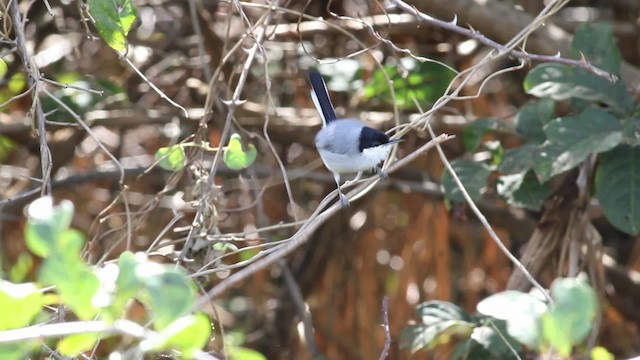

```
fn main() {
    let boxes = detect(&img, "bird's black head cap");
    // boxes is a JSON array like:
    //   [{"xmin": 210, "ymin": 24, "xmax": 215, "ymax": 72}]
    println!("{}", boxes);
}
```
[{"xmin": 359, "ymin": 126, "xmax": 391, "ymax": 152}]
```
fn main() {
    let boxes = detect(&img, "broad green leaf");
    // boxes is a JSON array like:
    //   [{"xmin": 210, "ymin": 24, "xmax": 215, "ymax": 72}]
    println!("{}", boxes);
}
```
[
  {"xmin": 441, "ymin": 159, "xmax": 491, "ymax": 202},
  {"xmin": 477, "ymin": 290, "xmax": 547, "ymax": 348},
  {"xmin": 499, "ymin": 144, "xmax": 538, "ymax": 174},
  {"xmin": 135, "ymin": 261, "xmax": 194, "ymax": 329},
  {"xmin": 57, "ymin": 333, "xmax": 102, "ymax": 356},
  {"xmin": 228, "ymin": 346, "xmax": 268, "ymax": 360},
  {"xmin": 41, "ymin": 256, "xmax": 100, "ymax": 320},
  {"xmin": 155, "ymin": 145, "xmax": 186, "ymax": 172},
  {"xmin": 533, "ymin": 108, "xmax": 623, "ymax": 181},
  {"xmin": 8, "ymin": 72, "xmax": 26, "ymax": 93},
  {"xmin": 571, "ymin": 24, "xmax": 621, "ymax": 76},
  {"xmin": 111, "ymin": 251, "xmax": 140, "ymax": 317},
  {"xmin": 0, "ymin": 58, "xmax": 7, "ymax": 78},
  {"xmin": 415, "ymin": 300, "xmax": 471, "ymax": 323},
  {"xmin": 623, "ymin": 116, "xmax": 640, "ymax": 146},
  {"xmin": 25, "ymin": 197, "xmax": 74, "ymax": 257},
  {"xmin": 595, "ymin": 145, "xmax": 640, "ymax": 235},
  {"xmin": 0, "ymin": 342, "xmax": 36, "ymax": 359},
  {"xmin": 462, "ymin": 118, "xmax": 508, "ymax": 152},
  {"xmin": 400, "ymin": 321, "xmax": 474, "ymax": 353},
  {"xmin": 142, "ymin": 313, "xmax": 211, "ymax": 357},
  {"xmin": 515, "ymin": 98, "xmax": 556, "ymax": 143},
  {"xmin": 223, "ymin": 134, "xmax": 257, "ymax": 170},
  {"xmin": 363, "ymin": 57, "xmax": 456, "ymax": 110},
  {"xmin": 88, "ymin": 0, "xmax": 137, "ymax": 52},
  {"xmin": 0, "ymin": 281, "xmax": 44, "ymax": 330},
  {"xmin": 471, "ymin": 321, "xmax": 521, "ymax": 357},
  {"xmin": 524, "ymin": 64, "xmax": 632, "ymax": 114},
  {"xmin": 497, "ymin": 171, "xmax": 549, "ymax": 211},
  {"xmin": 591, "ymin": 346, "xmax": 615, "ymax": 360},
  {"xmin": 543, "ymin": 275, "xmax": 597, "ymax": 356}
]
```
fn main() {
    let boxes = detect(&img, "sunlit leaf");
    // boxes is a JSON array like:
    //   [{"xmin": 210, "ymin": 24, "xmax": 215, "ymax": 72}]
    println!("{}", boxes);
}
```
[
  {"xmin": 543, "ymin": 275, "xmax": 597, "ymax": 356},
  {"xmin": 88, "ymin": 0, "xmax": 137, "ymax": 52},
  {"xmin": 142, "ymin": 313, "xmax": 212, "ymax": 357},
  {"xmin": 0, "ymin": 280, "xmax": 44, "ymax": 330},
  {"xmin": 477, "ymin": 290, "xmax": 547, "ymax": 348},
  {"xmin": 58, "ymin": 333, "xmax": 102, "ymax": 356},
  {"xmin": 155, "ymin": 145, "xmax": 186, "ymax": 172},
  {"xmin": 223, "ymin": 133, "xmax": 257, "ymax": 170}
]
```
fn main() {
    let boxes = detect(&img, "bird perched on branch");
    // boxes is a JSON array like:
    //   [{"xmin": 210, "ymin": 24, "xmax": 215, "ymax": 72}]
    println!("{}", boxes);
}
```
[{"xmin": 309, "ymin": 70, "xmax": 401, "ymax": 207}]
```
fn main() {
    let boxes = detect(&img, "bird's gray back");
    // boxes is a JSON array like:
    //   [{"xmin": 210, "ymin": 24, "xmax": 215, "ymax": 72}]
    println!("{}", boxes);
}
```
[{"xmin": 315, "ymin": 119, "xmax": 363, "ymax": 155}]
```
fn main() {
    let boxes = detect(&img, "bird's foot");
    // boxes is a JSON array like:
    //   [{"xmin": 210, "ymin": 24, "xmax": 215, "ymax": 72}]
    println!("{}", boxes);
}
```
[
  {"xmin": 375, "ymin": 166, "xmax": 388, "ymax": 180},
  {"xmin": 339, "ymin": 193, "xmax": 350, "ymax": 207}
]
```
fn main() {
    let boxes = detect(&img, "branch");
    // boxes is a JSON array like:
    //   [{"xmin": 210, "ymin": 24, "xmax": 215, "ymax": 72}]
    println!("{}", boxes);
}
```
[
  {"xmin": 389, "ymin": 0, "xmax": 616, "ymax": 81},
  {"xmin": 192, "ymin": 133, "xmax": 454, "ymax": 309},
  {"xmin": 9, "ymin": 0, "xmax": 52, "ymax": 194}
]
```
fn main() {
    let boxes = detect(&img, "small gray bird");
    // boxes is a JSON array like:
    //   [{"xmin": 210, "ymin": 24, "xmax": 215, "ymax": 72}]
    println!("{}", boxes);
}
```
[{"xmin": 309, "ymin": 70, "xmax": 401, "ymax": 207}]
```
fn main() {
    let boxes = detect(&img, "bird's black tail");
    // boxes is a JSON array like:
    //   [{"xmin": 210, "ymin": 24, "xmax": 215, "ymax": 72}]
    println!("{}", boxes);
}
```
[{"xmin": 309, "ymin": 70, "xmax": 337, "ymax": 125}]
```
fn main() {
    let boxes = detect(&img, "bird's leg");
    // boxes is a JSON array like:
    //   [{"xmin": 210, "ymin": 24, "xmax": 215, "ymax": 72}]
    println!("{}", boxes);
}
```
[
  {"xmin": 374, "ymin": 166, "xmax": 388, "ymax": 179},
  {"xmin": 344, "ymin": 171, "xmax": 363, "ymax": 186},
  {"xmin": 333, "ymin": 172, "xmax": 350, "ymax": 207}
]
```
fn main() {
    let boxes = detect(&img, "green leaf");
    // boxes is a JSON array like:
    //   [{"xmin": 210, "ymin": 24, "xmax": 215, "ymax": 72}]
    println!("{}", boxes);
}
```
[
  {"xmin": 471, "ymin": 321, "xmax": 521, "ymax": 357},
  {"xmin": 24, "ymin": 197, "xmax": 74, "ymax": 257},
  {"xmin": 462, "ymin": 118, "xmax": 508, "ymax": 152},
  {"xmin": 0, "ymin": 342, "xmax": 36, "ymax": 359},
  {"xmin": 363, "ymin": 57, "xmax": 456, "ymax": 110},
  {"xmin": 533, "ymin": 108, "xmax": 623, "ymax": 181},
  {"xmin": 595, "ymin": 145, "xmax": 640, "ymax": 235},
  {"xmin": 155, "ymin": 145, "xmax": 186, "ymax": 172},
  {"xmin": 0, "ymin": 281, "xmax": 44, "ymax": 330},
  {"xmin": 591, "ymin": 346, "xmax": 615, "ymax": 360},
  {"xmin": 88, "ymin": 0, "xmax": 137, "ymax": 52},
  {"xmin": 400, "ymin": 321, "xmax": 474, "ymax": 353},
  {"xmin": 40, "ymin": 255, "xmax": 100, "ymax": 320},
  {"xmin": 499, "ymin": 144, "xmax": 538, "ymax": 174},
  {"xmin": 415, "ymin": 300, "xmax": 471, "ymax": 323},
  {"xmin": 142, "ymin": 313, "xmax": 211, "ymax": 357},
  {"xmin": 571, "ymin": 24, "xmax": 621, "ymax": 76},
  {"xmin": 134, "ymin": 261, "xmax": 194, "ymax": 329},
  {"xmin": 497, "ymin": 171, "xmax": 549, "ymax": 211},
  {"xmin": 57, "ymin": 333, "xmax": 102, "ymax": 356},
  {"xmin": 441, "ymin": 160, "xmax": 492, "ymax": 202},
  {"xmin": 515, "ymin": 99, "xmax": 556, "ymax": 143},
  {"xmin": 400, "ymin": 301, "xmax": 475, "ymax": 354},
  {"xmin": 477, "ymin": 290, "xmax": 547, "ymax": 348},
  {"xmin": 0, "ymin": 58, "xmax": 7, "ymax": 78},
  {"xmin": 623, "ymin": 116, "xmax": 640, "ymax": 146},
  {"xmin": 223, "ymin": 133, "xmax": 257, "ymax": 170},
  {"xmin": 523, "ymin": 64, "xmax": 632, "ymax": 114},
  {"xmin": 228, "ymin": 346, "xmax": 268, "ymax": 360},
  {"xmin": 543, "ymin": 275, "xmax": 597, "ymax": 356}
]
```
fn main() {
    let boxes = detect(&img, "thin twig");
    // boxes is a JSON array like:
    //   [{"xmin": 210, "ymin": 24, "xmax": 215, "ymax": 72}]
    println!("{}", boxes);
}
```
[
  {"xmin": 179, "ymin": 0, "xmax": 282, "ymax": 262},
  {"xmin": 9, "ymin": 0, "xmax": 52, "ymax": 195},
  {"xmin": 388, "ymin": 0, "xmax": 616, "ymax": 81},
  {"xmin": 192, "ymin": 133, "xmax": 453, "ymax": 308},
  {"xmin": 378, "ymin": 296, "xmax": 391, "ymax": 360},
  {"xmin": 426, "ymin": 124, "xmax": 552, "ymax": 303},
  {"xmin": 281, "ymin": 262, "xmax": 322, "ymax": 358}
]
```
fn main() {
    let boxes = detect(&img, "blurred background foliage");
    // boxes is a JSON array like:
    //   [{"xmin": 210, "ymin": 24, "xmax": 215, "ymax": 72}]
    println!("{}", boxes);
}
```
[{"xmin": 1, "ymin": 0, "xmax": 640, "ymax": 359}]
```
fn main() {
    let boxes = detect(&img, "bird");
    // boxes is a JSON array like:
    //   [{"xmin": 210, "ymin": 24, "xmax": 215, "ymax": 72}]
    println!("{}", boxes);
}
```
[{"xmin": 309, "ymin": 70, "xmax": 401, "ymax": 207}]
